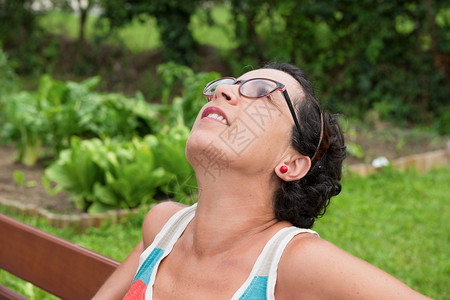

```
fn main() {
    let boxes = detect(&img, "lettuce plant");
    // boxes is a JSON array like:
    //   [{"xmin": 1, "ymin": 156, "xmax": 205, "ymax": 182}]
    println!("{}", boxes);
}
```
[
  {"xmin": 151, "ymin": 126, "xmax": 197, "ymax": 204},
  {"xmin": 3, "ymin": 74, "xmax": 163, "ymax": 165},
  {"xmin": 44, "ymin": 136, "xmax": 174, "ymax": 213},
  {"xmin": 4, "ymin": 92, "xmax": 48, "ymax": 166}
]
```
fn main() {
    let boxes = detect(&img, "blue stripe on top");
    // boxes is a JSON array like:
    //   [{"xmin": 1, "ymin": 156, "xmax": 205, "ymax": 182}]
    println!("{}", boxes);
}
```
[
  {"xmin": 239, "ymin": 276, "xmax": 268, "ymax": 300},
  {"xmin": 132, "ymin": 248, "xmax": 164, "ymax": 285}
]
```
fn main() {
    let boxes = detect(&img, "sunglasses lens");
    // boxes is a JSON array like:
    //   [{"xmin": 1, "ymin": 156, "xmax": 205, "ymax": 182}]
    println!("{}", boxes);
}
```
[
  {"xmin": 203, "ymin": 78, "xmax": 236, "ymax": 96},
  {"xmin": 240, "ymin": 79, "xmax": 277, "ymax": 98}
]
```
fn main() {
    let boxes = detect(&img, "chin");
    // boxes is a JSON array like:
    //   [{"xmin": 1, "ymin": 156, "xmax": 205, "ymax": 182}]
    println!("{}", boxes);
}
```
[{"xmin": 185, "ymin": 129, "xmax": 215, "ymax": 166}]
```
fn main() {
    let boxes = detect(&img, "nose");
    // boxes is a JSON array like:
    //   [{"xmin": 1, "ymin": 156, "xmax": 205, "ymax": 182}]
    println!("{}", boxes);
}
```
[{"xmin": 212, "ymin": 84, "xmax": 239, "ymax": 105}]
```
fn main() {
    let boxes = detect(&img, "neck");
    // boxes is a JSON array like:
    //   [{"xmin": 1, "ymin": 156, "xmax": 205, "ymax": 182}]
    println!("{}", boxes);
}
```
[{"xmin": 186, "ymin": 171, "xmax": 284, "ymax": 257}]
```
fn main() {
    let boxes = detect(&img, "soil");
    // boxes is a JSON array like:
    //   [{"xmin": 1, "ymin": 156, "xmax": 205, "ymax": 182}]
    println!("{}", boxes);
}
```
[
  {"xmin": 0, "ymin": 124, "xmax": 447, "ymax": 215},
  {"xmin": 0, "ymin": 144, "xmax": 79, "ymax": 214}
]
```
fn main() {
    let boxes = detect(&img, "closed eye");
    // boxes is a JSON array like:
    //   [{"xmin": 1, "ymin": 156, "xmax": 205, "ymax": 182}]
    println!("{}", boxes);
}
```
[{"xmin": 266, "ymin": 94, "xmax": 284, "ymax": 112}]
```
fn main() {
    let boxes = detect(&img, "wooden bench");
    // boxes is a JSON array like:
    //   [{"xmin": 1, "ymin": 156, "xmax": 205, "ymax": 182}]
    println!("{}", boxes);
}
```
[{"xmin": 0, "ymin": 213, "xmax": 120, "ymax": 300}]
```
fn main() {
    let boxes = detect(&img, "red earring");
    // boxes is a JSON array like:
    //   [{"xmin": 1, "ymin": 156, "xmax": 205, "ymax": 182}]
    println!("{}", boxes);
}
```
[{"xmin": 280, "ymin": 165, "xmax": 288, "ymax": 174}]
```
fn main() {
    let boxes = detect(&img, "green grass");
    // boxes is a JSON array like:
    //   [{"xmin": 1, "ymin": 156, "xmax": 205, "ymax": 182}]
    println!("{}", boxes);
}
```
[
  {"xmin": 1, "ymin": 167, "xmax": 449, "ymax": 299},
  {"xmin": 315, "ymin": 167, "xmax": 449, "ymax": 299}
]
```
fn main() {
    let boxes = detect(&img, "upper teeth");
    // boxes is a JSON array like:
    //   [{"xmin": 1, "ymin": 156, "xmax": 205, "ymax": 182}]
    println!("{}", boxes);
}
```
[{"xmin": 207, "ymin": 113, "xmax": 228, "ymax": 125}]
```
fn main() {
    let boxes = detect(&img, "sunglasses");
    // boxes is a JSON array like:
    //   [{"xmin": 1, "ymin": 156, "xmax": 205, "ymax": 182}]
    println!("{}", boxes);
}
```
[{"xmin": 203, "ymin": 77, "xmax": 330, "ymax": 167}]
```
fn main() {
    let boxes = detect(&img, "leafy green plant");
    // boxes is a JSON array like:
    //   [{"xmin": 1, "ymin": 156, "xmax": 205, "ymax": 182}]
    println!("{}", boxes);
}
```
[
  {"xmin": 92, "ymin": 92, "xmax": 162, "ymax": 138},
  {"xmin": 44, "ymin": 137, "xmax": 105, "ymax": 211},
  {"xmin": 157, "ymin": 62, "xmax": 194, "ymax": 105},
  {"xmin": 346, "ymin": 141, "xmax": 364, "ymax": 159},
  {"xmin": 151, "ymin": 126, "xmax": 197, "ymax": 204},
  {"xmin": 340, "ymin": 117, "xmax": 365, "ymax": 160},
  {"xmin": 4, "ymin": 91, "xmax": 48, "ymax": 165},
  {"xmin": 44, "ymin": 124, "xmax": 198, "ymax": 211},
  {"xmin": 2, "ymin": 74, "xmax": 162, "ymax": 165},
  {"xmin": 88, "ymin": 137, "xmax": 172, "ymax": 213},
  {"xmin": 13, "ymin": 170, "xmax": 25, "ymax": 187},
  {"xmin": 39, "ymin": 75, "xmax": 101, "ymax": 152},
  {"xmin": 0, "ymin": 48, "xmax": 19, "ymax": 96},
  {"xmin": 37, "ymin": 63, "xmax": 208, "ymax": 211},
  {"xmin": 41, "ymin": 176, "xmax": 63, "ymax": 196},
  {"xmin": 165, "ymin": 70, "xmax": 220, "ymax": 128},
  {"xmin": 44, "ymin": 136, "xmax": 174, "ymax": 213}
]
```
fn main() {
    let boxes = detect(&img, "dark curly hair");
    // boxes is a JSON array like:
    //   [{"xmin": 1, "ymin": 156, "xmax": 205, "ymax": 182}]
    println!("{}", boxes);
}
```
[{"xmin": 263, "ymin": 62, "xmax": 347, "ymax": 229}]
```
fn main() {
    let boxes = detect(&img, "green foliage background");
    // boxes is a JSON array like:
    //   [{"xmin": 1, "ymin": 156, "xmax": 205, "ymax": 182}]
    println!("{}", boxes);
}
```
[
  {"xmin": 0, "ymin": 0, "xmax": 448, "ymax": 128},
  {"xmin": 0, "ymin": 60, "xmax": 210, "ymax": 212}
]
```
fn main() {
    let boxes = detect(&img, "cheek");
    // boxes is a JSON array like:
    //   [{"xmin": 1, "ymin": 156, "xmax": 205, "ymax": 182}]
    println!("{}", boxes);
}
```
[
  {"xmin": 259, "ymin": 124, "xmax": 292, "ymax": 154},
  {"xmin": 243, "ymin": 100, "xmax": 283, "ymax": 131},
  {"xmin": 259, "ymin": 118, "xmax": 294, "ymax": 161},
  {"xmin": 238, "ymin": 101, "xmax": 292, "ymax": 153},
  {"xmin": 235, "ymin": 119, "xmax": 292, "ymax": 165}
]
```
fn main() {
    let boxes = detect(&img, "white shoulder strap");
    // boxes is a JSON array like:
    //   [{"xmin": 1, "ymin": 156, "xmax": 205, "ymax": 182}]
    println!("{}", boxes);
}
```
[
  {"xmin": 231, "ymin": 226, "xmax": 318, "ymax": 299},
  {"xmin": 151, "ymin": 203, "xmax": 197, "ymax": 251},
  {"xmin": 139, "ymin": 203, "xmax": 197, "ymax": 300},
  {"xmin": 265, "ymin": 227, "xmax": 319, "ymax": 298},
  {"xmin": 136, "ymin": 203, "xmax": 196, "ymax": 273}
]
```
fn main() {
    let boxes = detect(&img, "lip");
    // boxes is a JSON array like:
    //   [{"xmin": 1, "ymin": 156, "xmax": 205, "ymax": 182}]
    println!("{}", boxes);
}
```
[{"xmin": 201, "ymin": 106, "xmax": 230, "ymax": 126}]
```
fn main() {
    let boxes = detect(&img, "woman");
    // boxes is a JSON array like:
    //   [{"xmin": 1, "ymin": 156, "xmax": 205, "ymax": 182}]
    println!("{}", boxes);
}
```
[{"xmin": 94, "ymin": 63, "xmax": 429, "ymax": 299}]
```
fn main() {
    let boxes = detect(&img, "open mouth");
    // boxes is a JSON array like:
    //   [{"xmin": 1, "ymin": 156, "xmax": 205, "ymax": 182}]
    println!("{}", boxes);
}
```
[{"xmin": 201, "ymin": 106, "xmax": 230, "ymax": 126}]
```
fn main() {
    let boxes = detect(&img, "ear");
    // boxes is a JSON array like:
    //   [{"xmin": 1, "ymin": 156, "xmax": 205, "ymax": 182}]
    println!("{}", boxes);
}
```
[{"xmin": 274, "ymin": 154, "xmax": 311, "ymax": 182}]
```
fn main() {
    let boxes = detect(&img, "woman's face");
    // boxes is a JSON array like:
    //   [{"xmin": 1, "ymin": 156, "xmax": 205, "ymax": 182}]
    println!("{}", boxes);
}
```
[{"xmin": 186, "ymin": 68, "xmax": 304, "ymax": 181}]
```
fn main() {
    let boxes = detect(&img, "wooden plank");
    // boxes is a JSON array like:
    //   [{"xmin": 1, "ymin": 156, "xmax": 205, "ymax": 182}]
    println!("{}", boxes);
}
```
[
  {"xmin": 0, "ymin": 284, "xmax": 29, "ymax": 300},
  {"xmin": 0, "ymin": 214, "xmax": 120, "ymax": 300}
]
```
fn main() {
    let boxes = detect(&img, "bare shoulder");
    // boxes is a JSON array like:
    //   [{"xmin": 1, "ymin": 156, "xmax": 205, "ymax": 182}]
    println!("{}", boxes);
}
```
[
  {"xmin": 142, "ymin": 201, "xmax": 188, "ymax": 248},
  {"xmin": 276, "ymin": 235, "xmax": 430, "ymax": 299}
]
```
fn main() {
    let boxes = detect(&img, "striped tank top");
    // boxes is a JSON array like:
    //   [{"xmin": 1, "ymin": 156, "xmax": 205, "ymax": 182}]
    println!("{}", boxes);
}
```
[{"xmin": 123, "ymin": 203, "xmax": 318, "ymax": 299}]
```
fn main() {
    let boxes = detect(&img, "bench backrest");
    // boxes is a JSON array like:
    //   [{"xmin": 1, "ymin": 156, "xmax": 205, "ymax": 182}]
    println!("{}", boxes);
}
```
[{"xmin": 0, "ymin": 213, "xmax": 120, "ymax": 300}]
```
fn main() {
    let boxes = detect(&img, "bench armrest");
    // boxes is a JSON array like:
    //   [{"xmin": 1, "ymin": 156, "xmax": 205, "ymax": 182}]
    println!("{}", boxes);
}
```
[{"xmin": 0, "ymin": 213, "xmax": 120, "ymax": 300}]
